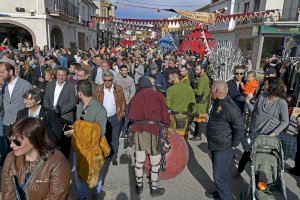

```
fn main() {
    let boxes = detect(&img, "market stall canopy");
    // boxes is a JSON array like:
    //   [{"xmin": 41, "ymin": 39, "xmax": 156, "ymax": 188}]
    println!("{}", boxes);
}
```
[
  {"xmin": 179, "ymin": 28, "xmax": 215, "ymax": 57},
  {"xmin": 120, "ymin": 40, "xmax": 134, "ymax": 46},
  {"xmin": 158, "ymin": 33, "xmax": 177, "ymax": 52}
]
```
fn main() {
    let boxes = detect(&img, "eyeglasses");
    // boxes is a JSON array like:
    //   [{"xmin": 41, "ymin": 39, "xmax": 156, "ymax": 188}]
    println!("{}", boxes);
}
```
[
  {"xmin": 103, "ymin": 79, "xmax": 113, "ymax": 82},
  {"xmin": 8, "ymin": 138, "xmax": 22, "ymax": 146},
  {"xmin": 235, "ymin": 73, "xmax": 244, "ymax": 75}
]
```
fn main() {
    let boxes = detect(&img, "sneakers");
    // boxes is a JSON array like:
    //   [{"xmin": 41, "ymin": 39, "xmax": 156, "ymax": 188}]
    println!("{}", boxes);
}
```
[
  {"xmin": 205, "ymin": 191, "xmax": 220, "ymax": 199},
  {"xmin": 136, "ymin": 185, "xmax": 143, "ymax": 194},
  {"xmin": 112, "ymin": 160, "xmax": 118, "ymax": 166},
  {"xmin": 150, "ymin": 187, "xmax": 165, "ymax": 197}
]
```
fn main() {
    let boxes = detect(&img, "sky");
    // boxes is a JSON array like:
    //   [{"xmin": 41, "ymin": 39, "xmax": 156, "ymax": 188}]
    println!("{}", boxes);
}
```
[{"xmin": 111, "ymin": 0, "xmax": 211, "ymax": 19}]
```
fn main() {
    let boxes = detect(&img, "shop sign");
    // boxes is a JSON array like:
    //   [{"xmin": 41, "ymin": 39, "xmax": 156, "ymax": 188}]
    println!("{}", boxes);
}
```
[{"xmin": 261, "ymin": 26, "xmax": 300, "ymax": 35}]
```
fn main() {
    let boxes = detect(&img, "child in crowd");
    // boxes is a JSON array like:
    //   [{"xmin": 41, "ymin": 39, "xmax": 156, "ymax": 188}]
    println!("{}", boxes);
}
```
[{"xmin": 241, "ymin": 71, "xmax": 259, "ymax": 113}]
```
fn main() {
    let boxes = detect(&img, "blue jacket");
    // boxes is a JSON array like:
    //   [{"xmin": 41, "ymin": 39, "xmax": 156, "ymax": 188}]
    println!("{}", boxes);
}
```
[
  {"xmin": 145, "ymin": 69, "xmax": 166, "ymax": 92},
  {"xmin": 58, "ymin": 56, "xmax": 68, "ymax": 69}
]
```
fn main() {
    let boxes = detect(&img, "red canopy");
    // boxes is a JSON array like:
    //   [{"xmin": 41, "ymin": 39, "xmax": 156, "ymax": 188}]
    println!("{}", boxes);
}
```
[
  {"xmin": 120, "ymin": 40, "xmax": 134, "ymax": 46},
  {"xmin": 179, "ymin": 28, "xmax": 215, "ymax": 57}
]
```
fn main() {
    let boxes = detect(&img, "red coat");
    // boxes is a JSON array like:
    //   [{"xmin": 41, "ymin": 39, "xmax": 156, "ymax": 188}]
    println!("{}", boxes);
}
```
[{"xmin": 129, "ymin": 88, "xmax": 170, "ymax": 135}]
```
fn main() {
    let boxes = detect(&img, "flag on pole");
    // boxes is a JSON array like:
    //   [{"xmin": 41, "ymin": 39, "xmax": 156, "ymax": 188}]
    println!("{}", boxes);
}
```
[{"xmin": 164, "ymin": 9, "xmax": 220, "ymax": 25}]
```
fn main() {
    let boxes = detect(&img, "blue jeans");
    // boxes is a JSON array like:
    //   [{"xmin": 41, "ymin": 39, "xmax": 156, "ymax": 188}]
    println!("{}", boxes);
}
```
[
  {"xmin": 211, "ymin": 148, "xmax": 234, "ymax": 200},
  {"xmin": 121, "ymin": 105, "xmax": 130, "ymax": 136},
  {"xmin": 74, "ymin": 152, "xmax": 104, "ymax": 199},
  {"xmin": 107, "ymin": 114, "xmax": 121, "ymax": 161},
  {"xmin": 0, "ymin": 115, "xmax": 4, "ymax": 137}
]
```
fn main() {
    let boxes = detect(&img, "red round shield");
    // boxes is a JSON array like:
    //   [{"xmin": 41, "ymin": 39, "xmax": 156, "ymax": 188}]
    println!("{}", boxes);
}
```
[{"xmin": 144, "ymin": 132, "xmax": 189, "ymax": 180}]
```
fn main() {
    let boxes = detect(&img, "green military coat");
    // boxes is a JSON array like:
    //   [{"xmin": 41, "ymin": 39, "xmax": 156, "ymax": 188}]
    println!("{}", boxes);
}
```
[{"xmin": 194, "ymin": 73, "xmax": 210, "ymax": 114}]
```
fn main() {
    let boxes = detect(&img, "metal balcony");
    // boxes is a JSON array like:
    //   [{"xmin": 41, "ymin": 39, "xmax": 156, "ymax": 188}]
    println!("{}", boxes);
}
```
[{"xmin": 50, "ymin": 0, "xmax": 79, "ymax": 21}]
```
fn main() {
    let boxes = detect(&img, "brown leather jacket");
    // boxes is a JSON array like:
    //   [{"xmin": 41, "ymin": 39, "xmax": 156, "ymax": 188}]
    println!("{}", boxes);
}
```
[
  {"xmin": 1, "ymin": 150, "xmax": 71, "ymax": 200},
  {"xmin": 93, "ymin": 83, "xmax": 126, "ymax": 121}
]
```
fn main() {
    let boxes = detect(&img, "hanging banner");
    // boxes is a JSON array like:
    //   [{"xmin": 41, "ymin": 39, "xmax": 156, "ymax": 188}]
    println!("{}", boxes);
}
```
[
  {"xmin": 91, "ymin": 9, "xmax": 278, "ymax": 28},
  {"xmin": 165, "ymin": 9, "xmax": 220, "ymax": 25}
]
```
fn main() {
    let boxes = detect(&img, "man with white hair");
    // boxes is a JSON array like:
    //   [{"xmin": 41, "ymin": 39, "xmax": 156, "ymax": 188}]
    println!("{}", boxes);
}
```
[
  {"xmin": 94, "ymin": 70, "xmax": 126, "ymax": 165},
  {"xmin": 95, "ymin": 60, "xmax": 117, "ymax": 85},
  {"xmin": 205, "ymin": 81, "xmax": 245, "ymax": 200}
]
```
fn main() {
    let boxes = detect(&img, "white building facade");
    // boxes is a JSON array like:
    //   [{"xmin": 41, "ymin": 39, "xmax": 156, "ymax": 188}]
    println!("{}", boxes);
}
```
[
  {"xmin": 93, "ymin": 0, "xmax": 117, "ymax": 46},
  {"xmin": 0, "ymin": 0, "xmax": 98, "ymax": 49},
  {"xmin": 207, "ymin": 0, "xmax": 299, "ymax": 69}
]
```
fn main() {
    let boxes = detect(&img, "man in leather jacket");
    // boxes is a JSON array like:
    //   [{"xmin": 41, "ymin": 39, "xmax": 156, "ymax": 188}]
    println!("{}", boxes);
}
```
[{"xmin": 205, "ymin": 81, "xmax": 245, "ymax": 200}]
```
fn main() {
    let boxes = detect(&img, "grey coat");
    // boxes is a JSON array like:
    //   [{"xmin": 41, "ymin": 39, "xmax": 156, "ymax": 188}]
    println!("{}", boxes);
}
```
[
  {"xmin": 132, "ymin": 64, "xmax": 144, "ymax": 83},
  {"xmin": 3, "ymin": 77, "xmax": 32, "ymax": 126},
  {"xmin": 43, "ymin": 80, "xmax": 77, "ymax": 123}
]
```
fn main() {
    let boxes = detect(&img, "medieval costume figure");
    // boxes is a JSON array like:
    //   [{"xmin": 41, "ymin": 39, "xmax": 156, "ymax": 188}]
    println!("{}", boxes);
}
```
[
  {"xmin": 190, "ymin": 63, "xmax": 211, "ymax": 141},
  {"xmin": 166, "ymin": 72, "xmax": 196, "ymax": 139},
  {"xmin": 128, "ymin": 76, "xmax": 170, "ymax": 197}
]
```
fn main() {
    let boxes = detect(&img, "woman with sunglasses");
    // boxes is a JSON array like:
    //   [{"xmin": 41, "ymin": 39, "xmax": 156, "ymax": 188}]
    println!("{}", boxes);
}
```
[
  {"xmin": 233, "ymin": 78, "xmax": 289, "ymax": 178},
  {"xmin": 1, "ymin": 117, "xmax": 71, "ymax": 200}
]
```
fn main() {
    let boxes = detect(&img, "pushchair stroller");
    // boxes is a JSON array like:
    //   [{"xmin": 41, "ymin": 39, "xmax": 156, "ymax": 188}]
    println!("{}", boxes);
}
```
[{"xmin": 245, "ymin": 135, "xmax": 288, "ymax": 200}]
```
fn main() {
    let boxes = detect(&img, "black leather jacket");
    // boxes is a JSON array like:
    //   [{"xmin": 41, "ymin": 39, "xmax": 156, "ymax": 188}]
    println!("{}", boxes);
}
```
[{"xmin": 207, "ymin": 96, "xmax": 245, "ymax": 151}]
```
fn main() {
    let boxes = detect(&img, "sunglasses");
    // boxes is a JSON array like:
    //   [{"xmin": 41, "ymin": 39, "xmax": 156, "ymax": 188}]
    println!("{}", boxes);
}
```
[
  {"xmin": 235, "ymin": 73, "xmax": 244, "ymax": 75},
  {"xmin": 103, "ymin": 79, "xmax": 113, "ymax": 82},
  {"xmin": 8, "ymin": 138, "xmax": 22, "ymax": 146}
]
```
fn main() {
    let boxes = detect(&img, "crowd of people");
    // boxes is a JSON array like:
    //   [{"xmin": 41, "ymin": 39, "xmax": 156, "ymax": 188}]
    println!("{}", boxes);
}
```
[{"xmin": 0, "ymin": 41, "xmax": 299, "ymax": 200}]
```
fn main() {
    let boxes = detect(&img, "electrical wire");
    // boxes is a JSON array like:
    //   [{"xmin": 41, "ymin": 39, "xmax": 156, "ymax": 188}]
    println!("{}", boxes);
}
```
[{"xmin": 112, "ymin": 0, "xmax": 205, "ymax": 8}]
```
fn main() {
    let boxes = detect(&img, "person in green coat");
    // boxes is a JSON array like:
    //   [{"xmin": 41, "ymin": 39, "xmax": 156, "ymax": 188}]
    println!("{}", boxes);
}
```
[
  {"xmin": 179, "ymin": 65, "xmax": 191, "ymax": 86},
  {"xmin": 190, "ymin": 63, "xmax": 211, "ymax": 141},
  {"xmin": 166, "ymin": 72, "xmax": 196, "ymax": 139}
]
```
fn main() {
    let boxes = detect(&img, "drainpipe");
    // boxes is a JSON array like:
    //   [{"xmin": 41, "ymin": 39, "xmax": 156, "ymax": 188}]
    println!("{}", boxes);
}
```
[
  {"xmin": 47, "ymin": 24, "xmax": 51, "ymax": 47},
  {"xmin": 36, "ymin": 0, "xmax": 39, "ymax": 14}
]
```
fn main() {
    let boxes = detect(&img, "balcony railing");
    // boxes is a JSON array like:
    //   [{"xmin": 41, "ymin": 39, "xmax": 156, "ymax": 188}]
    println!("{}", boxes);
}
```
[
  {"xmin": 280, "ymin": 8, "xmax": 300, "ymax": 22},
  {"xmin": 53, "ymin": 0, "xmax": 79, "ymax": 20}
]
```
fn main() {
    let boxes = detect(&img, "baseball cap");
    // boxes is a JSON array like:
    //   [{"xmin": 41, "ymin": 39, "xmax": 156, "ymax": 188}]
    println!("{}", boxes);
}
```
[{"xmin": 149, "ymin": 63, "xmax": 158, "ymax": 69}]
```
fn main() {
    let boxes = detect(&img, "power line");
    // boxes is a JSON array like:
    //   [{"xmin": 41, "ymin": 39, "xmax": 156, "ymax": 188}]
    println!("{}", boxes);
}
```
[{"xmin": 112, "ymin": 0, "xmax": 205, "ymax": 8}]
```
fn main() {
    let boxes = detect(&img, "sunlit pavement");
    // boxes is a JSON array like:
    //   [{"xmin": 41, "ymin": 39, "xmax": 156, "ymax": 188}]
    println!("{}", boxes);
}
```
[
  {"xmin": 89, "ymin": 133, "xmax": 300, "ymax": 200},
  {"xmin": 1, "ymin": 128, "xmax": 298, "ymax": 200}
]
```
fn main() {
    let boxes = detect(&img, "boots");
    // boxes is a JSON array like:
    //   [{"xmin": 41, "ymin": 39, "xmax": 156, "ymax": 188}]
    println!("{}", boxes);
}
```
[
  {"xmin": 134, "ymin": 151, "xmax": 146, "ymax": 194},
  {"xmin": 149, "ymin": 154, "xmax": 165, "ymax": 197},
  {"xmin": 191, "ymin": 122, "xmax": 206, "ymax": 141},
  {"xmin": 150, "ymin": 187, "xmax": 166, "ymax": 197}
]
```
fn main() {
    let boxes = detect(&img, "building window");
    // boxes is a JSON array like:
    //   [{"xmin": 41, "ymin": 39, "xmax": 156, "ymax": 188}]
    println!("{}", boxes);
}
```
[
  {"xmin": 244, "ymin": 2, "xmax": 250, "ymax": 13},
  {"xmin": 102, "ymin": 7, "xmax": 107, "ymax": 17},
  {"xmin": 254, "ymin": 0, "xmax": 260, "ymax": 12},
  {"xmin": 82, "ymin": 6, "xmax": 85, "ymax": 20}
]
